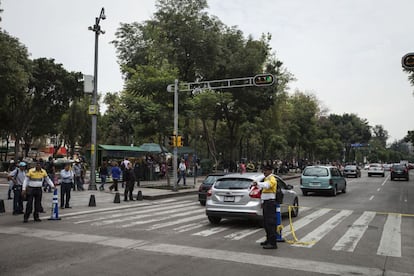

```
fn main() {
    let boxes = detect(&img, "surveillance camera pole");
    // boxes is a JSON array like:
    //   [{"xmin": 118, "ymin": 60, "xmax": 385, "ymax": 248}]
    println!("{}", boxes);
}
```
[{"xmin": 88, "ymin": 7, "xmax": 105, "ymax": 190}]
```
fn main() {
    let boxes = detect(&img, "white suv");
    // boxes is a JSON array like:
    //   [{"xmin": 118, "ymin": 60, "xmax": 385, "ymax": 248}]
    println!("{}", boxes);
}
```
[{"xmin": 367, "ymin": 163, "xmax": 385, "ymax": 177}]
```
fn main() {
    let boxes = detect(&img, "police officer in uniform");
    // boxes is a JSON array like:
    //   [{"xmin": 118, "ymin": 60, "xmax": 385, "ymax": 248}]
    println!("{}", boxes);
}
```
[
  {"xmin": 252, "ymin": 165, "xmax": 278, "ymax": 249},
  {"xmin": 22, "ymin": 162, "xmax": 55, "ymax": 223}
]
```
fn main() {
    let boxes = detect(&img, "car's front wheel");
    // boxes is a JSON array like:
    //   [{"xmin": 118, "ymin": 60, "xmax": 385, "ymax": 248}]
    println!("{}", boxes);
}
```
[
  {"xmin": 208, "ymin": 216, "xmax": 222, "ymax": 225},
  {"xmin": 290, "ymin": 198, "xmax": 299, "ymax": 217}
]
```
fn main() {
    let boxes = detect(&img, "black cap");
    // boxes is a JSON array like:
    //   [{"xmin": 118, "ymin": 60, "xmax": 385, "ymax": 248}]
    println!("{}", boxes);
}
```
[{"xmin": 263, "ymin": 165, "xmax": 273, "ymax": 171}]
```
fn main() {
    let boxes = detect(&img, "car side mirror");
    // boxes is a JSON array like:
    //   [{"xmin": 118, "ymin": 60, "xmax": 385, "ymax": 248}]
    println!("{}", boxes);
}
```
[{"xmin": 286, "ymin": 184, "xmax": 294, "ymax": 190}]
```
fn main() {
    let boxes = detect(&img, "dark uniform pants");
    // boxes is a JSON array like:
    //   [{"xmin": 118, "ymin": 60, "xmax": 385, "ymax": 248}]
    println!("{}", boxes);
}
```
[
  {"xmin": 124, "ymin": 180, "xmax": 135, "ymax": 200},
  {"xmin": 24, "ymin": 187, "xmax": 42, "ymax": 220},
  {"xmin": 61, "ymin": 182, "xmax": 72, "ymax": 207},
  {"xmin": 13, "ymin": 185, "xmax": 23, "ymax": 213},
  {"xmin": 263, "ymin": 199, "xmax": 277, "ymax": 246}
]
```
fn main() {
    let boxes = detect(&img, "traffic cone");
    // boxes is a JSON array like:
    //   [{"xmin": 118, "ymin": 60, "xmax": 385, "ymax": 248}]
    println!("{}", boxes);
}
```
[
  {"xmin": 88, "ymin": 194, "xmax": 96, "ymax": 207},
  {"xmin": 0, "ymin": 199, "xmax": 5, "ymax": 213},
  {"xmin": 113, "ymin": 192, "xmax": 120, "ymax": 203},
  {"xmin": 276, "ymin": 203, "xmax": 284, "ymax": 242},
  {"xmin": 136, "ymin": 190, "xmax": 143, "ymax": 201},
  {"xmin": 48, "ymin": 188, "xmax": 61, "ymax": 221}
]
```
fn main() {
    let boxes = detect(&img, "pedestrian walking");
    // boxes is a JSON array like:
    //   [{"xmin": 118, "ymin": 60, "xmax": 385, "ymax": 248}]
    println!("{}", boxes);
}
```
[
  {"xmin": 177, "ymin": 159, "xmax": 187, "ymax": 186},
  {"xmin": 252, "ymin": 165, "xmax": 278, "ymax": 249},
  {"xmin": 8, "ymin": 162, "xmax": 27, "ymax": 215},
  {"xmin": 7, "ymin": 159, "xmax": 16, "ymax": 200},
  {"xmin": 73, "ymin": 159, "xmax": 84, "ymax": 191},
  {"xmin": 22, "ymin": 161, "xmax": 55, "ymax": 223},
  {"xmin": 60, "ymin": 163, "xmax": 74, "ymax": 209},
  {"xmin": 109, "ymin": 161, "xmax": 121, "ymax": 192},
  {"xmin": 99, "ymin": 161, "xmax": 109, "ymax": 191},
  {"xmin": 44, "ymin": 156, "xmax": 55, "ymax": 193},
  {"xmin": 123, "ymin": 163, "xmax": 135, "ymax": 201}
]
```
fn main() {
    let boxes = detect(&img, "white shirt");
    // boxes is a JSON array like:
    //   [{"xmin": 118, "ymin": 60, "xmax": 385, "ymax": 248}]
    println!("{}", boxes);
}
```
[
  {"xmin": 179, "ymin": 162, "xmax": 186, "ymax": 171},
  {"xmin": 60, "ymin": 169, "xmax": 74, "ymax": 183}
]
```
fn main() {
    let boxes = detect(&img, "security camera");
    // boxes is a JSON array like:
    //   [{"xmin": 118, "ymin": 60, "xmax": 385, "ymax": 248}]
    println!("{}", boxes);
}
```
[{"xmin": 101, "ymin": 14, "xmax": 106, "ymax": 20}]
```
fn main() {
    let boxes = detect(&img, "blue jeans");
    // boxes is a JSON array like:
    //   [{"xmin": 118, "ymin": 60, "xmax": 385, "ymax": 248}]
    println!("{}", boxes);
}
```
[
  {"xmin": 177, "ymin": 170, "xmax": 186, "ymax": 185},
  {"xmin": 100, "ymin": 175, "xmax": 107, "ymax": 189}
]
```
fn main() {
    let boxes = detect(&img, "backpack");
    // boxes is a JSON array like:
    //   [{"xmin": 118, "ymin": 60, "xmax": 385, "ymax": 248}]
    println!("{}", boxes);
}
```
[{"xmin": 275, "ymin": 180, "xmax": 284, "ymax": 204}]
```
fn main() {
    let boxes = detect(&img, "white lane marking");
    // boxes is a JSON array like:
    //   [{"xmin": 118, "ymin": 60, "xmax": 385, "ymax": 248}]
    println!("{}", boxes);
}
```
[
  {"xmin": 283, "ymin": 208, "xmax": 332, "ymax": 236},
  {"xmin": 121, "ymin": 209, "xmax": 204, "ymax": 228},
  {"xmin": 224, "ymin": 228, "xmax": 262, "ymax": 240},
  {"xmin": 148, "ymin": 214, "xmax": 206, "ymax": 230},
  {"xmin": 173, "ymin": 222, "xmax": 208, "ymax": 233},
  {"xmin": 377, "ymin": 188, "xmax": 381, "ymax": 192},
  {"xmin": 0, "ymin": 226, "xmax": 395, "ymax": 276},
  {"xmin": 73, "ymin": 201, "xmax": 195, "ymax": 223},
  {"xmin": 293, "ymin": 210, "xmax": 353, "ymax": 248},
  {"xmin": 87, "ymin": 202, "xmax": 197, "ymax": 226},
  {"xmin": 283, "ymin": 208, "xmax": 332, "ymax": 237},
  {"xmin": 369, "ymin": 195, "xmax": 375, "ymax": 201},
  {"xmin": 92, "ymin": 205, "xmax": 198, "ymax": 226},
  {"xmin": 381, "ymin": 182, "xmax": 385, "ymax": 186},
  {"xmin": 192, "ymin": 226, "xmax": 230, "ymax": 237},
  {"xmin": 332, "ymin": 211, "xmax": 376, "ymax": 252},
  {"xmin": 256, "ymin": 207, "xmax": 332, "ymax": 243},
  {"xmin": 377, "ymin": 213, "xmax": 402, "ymax": 257}
]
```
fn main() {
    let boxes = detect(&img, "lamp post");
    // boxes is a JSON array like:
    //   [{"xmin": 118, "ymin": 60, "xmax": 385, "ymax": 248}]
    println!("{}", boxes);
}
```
[{"xmin": 88, "ymin": 7, "xmax": 106, "ymax": 190}]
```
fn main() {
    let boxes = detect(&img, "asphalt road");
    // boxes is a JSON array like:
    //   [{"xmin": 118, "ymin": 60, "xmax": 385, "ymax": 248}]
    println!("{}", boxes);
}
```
[{"xmin": 0, "ymin": 170, "xmax": 413, "ymax": 276}]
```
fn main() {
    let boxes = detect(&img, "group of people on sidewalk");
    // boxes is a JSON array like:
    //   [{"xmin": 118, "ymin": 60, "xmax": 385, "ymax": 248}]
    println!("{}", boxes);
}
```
[
  {"xmin": 98, "ymin": 158, "xmax": 137, "ymax": 202},
  {"xmin": 6, "ymin": 157, "xmax": 89, "ymax": 223}
]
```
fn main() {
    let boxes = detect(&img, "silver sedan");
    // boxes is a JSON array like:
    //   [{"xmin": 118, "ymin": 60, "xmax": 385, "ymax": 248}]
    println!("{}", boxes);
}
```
[{"xmin": 205, "ymin": 172, "xmax": 299, "ymax": 225}]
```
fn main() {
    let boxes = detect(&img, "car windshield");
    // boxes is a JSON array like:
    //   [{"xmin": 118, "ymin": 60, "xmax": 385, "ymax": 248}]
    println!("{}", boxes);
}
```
[
  {"xmin": 303, "ymin": 167, "xmax": 329, "ymax": 177},
  {"xmin": 393, "ymin": 165, "xmax": 405, "ymax": 170},
  {"xmin": 214, "ymin": 178, "xmax": 253, "ymax": 189},
  {"xmin": 370, "ymin": 164, "xmax": 380, "ymax": 168}
]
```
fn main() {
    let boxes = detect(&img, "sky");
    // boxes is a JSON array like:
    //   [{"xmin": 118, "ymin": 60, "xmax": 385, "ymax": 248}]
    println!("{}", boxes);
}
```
[{"xmin": 2, "ymin": 0, "xmax": 414, "ymax": 143}]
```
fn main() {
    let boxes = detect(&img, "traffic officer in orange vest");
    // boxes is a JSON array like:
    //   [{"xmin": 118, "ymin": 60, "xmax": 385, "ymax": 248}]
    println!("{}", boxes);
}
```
[
  {"xmin": 252, "ymin": 164, "xmax": 278, "ymax": 249},
  {"xmin": 22, "ymin": 161, "xmax": 55, "ymax": 223}
]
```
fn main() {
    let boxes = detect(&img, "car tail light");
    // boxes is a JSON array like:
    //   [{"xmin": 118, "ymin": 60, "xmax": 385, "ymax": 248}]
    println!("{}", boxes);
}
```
[
  {"xmin": 329, "ymin": 179, "xmax": 333, "ymax": 185},
  {"xmin": 249, "ymin": 186, "xmax": 262, "ymax": 199},
  {"xmin": 207, "ymin": 188, "xmax": 212, "ymax": 197}
]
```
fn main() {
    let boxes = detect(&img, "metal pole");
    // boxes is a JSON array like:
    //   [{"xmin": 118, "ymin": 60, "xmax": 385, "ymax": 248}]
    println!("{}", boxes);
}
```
[
  {"xmin": 173, "ymin": 79, "xmax": 178, "ymax": 191},
  {"xmin": 88, "ymin": 8, "xmax": 105, "ymax": 190}
]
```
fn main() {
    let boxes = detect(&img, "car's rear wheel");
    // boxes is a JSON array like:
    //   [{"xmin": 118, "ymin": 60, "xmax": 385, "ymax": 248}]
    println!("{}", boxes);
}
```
[
  {"xmin": 331, "ymin": 186, "xmax": 337, "ymax": 197},
  {"xmin": 342, "ymin": 184, "xmax": 347, "ymax": 194},
  {"xmin": 290, "ymin": 198, "xmax": 299, "ymax": 217},
  {"xmin": 208, "ymin": 216, "xmax": 221, "ymax": 225}
]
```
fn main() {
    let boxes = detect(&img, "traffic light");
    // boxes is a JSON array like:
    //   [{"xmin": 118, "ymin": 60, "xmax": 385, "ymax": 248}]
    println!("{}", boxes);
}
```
[
  {"xmin": 169, "ymin": 135, "xmax": 176, "ymax": 147},
  {"xmin": 402, "ymin": 52, "xmax": 414, "ymax": 70},
  {"xmin": 176, "ymin": 135, "xmax": 184, "ymax": 147},
  {"xmin": 253, "ymin": 74, "xmax": 275, "ymax": 86}
]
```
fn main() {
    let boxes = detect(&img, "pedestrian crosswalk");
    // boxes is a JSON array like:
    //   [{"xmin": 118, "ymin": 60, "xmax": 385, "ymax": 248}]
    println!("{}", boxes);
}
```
[{"xmin": 62, "ymin": 199, "xmax": 412, "ymax": 258}]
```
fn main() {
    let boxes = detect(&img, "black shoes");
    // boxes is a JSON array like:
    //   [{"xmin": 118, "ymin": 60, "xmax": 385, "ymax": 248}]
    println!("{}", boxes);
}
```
[
  {"xmin": 65, "ymin": 206, "xmax": 72, "ymax": 209},
  {"xmin": 262, "ymin": 244, "xmax": 277, "ymax": 249},
  {"xmin": 34, "ymin": 218, "xmax": 41, "ymax": 222},
  {"xmin": 260, "ymin": 241, "xmax": 268, "ymax": 246},
  {"xmin": 23, "ymin": 219, "xmax": 28, "ymax": 223}
]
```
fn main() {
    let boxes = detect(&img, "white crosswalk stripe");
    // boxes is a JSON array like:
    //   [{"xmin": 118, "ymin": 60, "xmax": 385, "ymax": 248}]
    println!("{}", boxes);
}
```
[
  {"xmin": 332, "ymin": 211, "xmax": 376, "ymax": 252},
  {"xmin": 61, "ymin": 201, "xmax": 410, "ymax": 258},
  {"xmin": 292, "ymin": 210, "xmax": 353, "ymax": 248},
  {"xmin": 377, "ymin": 213, "xmax": 402, "ymax": 257}
]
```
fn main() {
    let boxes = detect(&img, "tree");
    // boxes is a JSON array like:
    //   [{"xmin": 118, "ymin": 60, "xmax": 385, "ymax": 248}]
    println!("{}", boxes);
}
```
[{"xmin": 0, "ymin": 31, "xmax": 32, "ymax": 158}]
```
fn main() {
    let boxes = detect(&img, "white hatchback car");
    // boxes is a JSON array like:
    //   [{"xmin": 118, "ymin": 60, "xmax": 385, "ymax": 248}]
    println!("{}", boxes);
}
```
[
  {"xmin": 367, "ymin": 163, "xmax": 385, "ymax": 177},
  {"xmin": 205, "ymin": 172, "xmax": 299, "ymax": 225}
]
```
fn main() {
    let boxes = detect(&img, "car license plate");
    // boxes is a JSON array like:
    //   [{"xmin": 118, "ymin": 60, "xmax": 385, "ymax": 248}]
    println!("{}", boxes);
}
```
[
  {"xmin": 224, "ymin": 196, "xmax": 235, "ymax": 202},
  {"xmin": 309, "ymin": 182, "xmax": 320, "ymax": 187}
]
